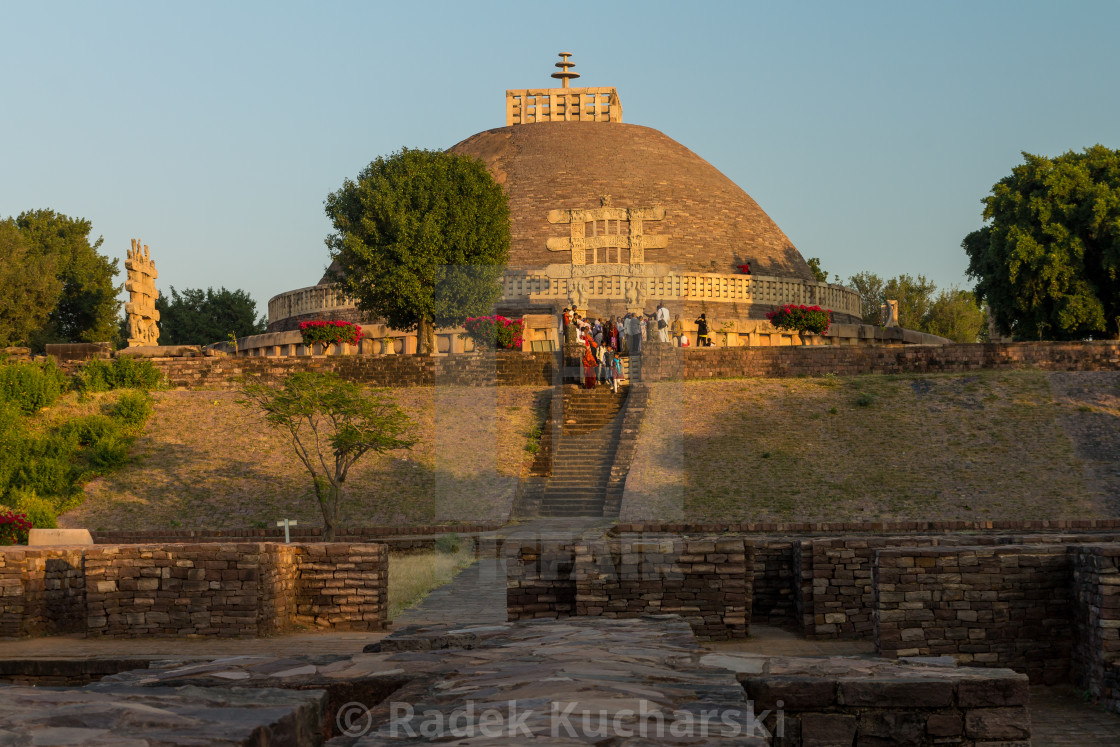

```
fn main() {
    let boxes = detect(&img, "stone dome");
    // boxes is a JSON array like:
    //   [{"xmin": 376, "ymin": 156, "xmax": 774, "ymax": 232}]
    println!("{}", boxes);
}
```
[{"xmin": 448, "ymin": 121, "xmax": 815, "ymax": 281}]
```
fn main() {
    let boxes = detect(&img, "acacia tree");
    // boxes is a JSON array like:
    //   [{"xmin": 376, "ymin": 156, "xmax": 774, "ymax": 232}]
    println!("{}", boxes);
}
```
[
  {"xmin": 239, "ymin": 373, "xmax": 415, "ymax": 541},
  {"xmin": 964, "ymin": 145, "xmax": 1120, "ymax": 340},
  {"xmin": 324, "ymin": 148, "xmax": 510, "ymax": 354}
]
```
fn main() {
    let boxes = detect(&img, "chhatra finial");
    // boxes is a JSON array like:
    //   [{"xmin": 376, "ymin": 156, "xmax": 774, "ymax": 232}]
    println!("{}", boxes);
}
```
[{"xmin": 551, "ymin": 52, "xmax": 580, "ymax": 89}]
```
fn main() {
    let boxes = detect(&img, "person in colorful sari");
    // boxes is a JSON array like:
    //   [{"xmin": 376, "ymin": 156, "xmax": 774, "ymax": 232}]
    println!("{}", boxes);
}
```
[{"xmin": 582, "ymin": 344, "xmax": 598, "ymax": 389}]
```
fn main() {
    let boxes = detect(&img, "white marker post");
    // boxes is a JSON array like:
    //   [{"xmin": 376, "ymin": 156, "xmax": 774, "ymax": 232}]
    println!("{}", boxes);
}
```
[{"xmin": 276, "ymin": 518, "xmax": 298, "ymax": 544}]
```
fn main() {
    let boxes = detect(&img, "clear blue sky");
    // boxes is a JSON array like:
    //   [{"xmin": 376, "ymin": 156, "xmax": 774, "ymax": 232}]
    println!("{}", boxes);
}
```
[{"xmin": 3, "ymin": 0, "xmax": 1118, "ymax": 319}]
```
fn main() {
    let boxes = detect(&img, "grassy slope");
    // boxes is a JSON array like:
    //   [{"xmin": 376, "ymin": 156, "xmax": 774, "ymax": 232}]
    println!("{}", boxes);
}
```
[
  {"xmin": 61, "ymin": 386, "xmax": 548, "ymax": 531},
  {"xmin": 622, "ymin": 370, "xmax": 1118, "ymax": 523}
]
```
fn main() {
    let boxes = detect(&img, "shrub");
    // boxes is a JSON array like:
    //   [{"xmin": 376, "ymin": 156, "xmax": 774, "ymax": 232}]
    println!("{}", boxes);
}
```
[
  {"xmin": 111, "ymin": 390, "xmax": 152, "ymax": 427},
  {"xmin": 87, "ymin": 436, "xmax": 130, "ymax": 471},
  {"xmin": 10, "ymin": 486, "xmax": 57, "ymax": 529},
  {"xmin": 299, "ymin": 320, "xmax": 363, "ymax": 347},
  {"xmin": 765, "ymin": 304, "xmax": 832, "ymax": 335},
  {"xmin": 461, "ymin": 315, "xmax": 524, "ymax": 350},
  {"xmin": 0, "ymin": 507, "xmax": 31, "ymax": 545},
  {"xmin": 0, "ymin": 359, "xmax": 69, "ymax": 413},
  {"xmin": 61, "ymin": 415, "xmax": 116, "ymax": 446},
  {"xmin": 75, "ymin": 357, "xmax": 163, "ymax": 393},
  {"xmin": 435, "ymin": 532, "xmax": 463, "ymax": 554},
  {"xmin": 855, "ymin": 392, "xmax": 875, "ymax": 407}
]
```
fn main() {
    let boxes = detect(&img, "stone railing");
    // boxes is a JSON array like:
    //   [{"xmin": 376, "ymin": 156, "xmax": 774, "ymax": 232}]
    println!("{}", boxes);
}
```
[
  {"xmin": 218, "ymin": 313, "xmax": 560, "ymax": 357},
  {"xmin": 266, "ymin": 273, "xmax": 864, "ymax": 330},
  {"xmin": 267, "ymin": 284, "xmax": 356, "ymax": 326},
  {"xmin": 500, "ymin": 270, "xmax": 864, "ymax": 320}
]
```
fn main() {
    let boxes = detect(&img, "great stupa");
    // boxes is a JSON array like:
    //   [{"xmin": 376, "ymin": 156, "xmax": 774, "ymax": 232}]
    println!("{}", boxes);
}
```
[{"xmin": 266, "ymin": 55, "xmax": 862, "ymax": 333}]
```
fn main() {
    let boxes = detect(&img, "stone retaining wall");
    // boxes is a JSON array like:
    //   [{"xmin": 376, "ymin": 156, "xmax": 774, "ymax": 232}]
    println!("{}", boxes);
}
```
[
  {"xmin": 1071, "ymin": 544, "xmax": 1120, "ymax": 711},
  {"xmin": 642, "ymin": 340, "xmax": 1120, "ymax": 381},
  {"xmin": 91, "ymin": 523, "xmax": 499, "ymax": 547},
  {"xmin": 741, "ymin": 662, "xmax": 1031, "ymax": 746},
  {"xmin": 874, "ymin": 545, "xmax": 1072, "ymax": 683},
  {"xmin": 506, "ymin": 536, "xmax": 752, "ymax": 640},
  {"xmin": 1, "ymin": 542, "xmax": 388, "ymax": 638},
  {"xmin": 0, "ymin": 548, "xmax": 85, "ymax": 637},
  {"xmin": 57, "ymin": 340, "xmax": 1120, "ymax": 390}
]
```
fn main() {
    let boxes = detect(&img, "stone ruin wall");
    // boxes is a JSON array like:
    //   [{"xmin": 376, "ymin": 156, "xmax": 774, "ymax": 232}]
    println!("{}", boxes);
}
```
[
  {"xmin": 506, "ymin": 536, "xmax": 751, "ymax": 640},
  {"xmin": 63, "ymin": 340, "xmax": 1120, "ymax": 391},
  {"xmin": 0, "ymin": 542, "xmax": 388, "ymax": 639}
]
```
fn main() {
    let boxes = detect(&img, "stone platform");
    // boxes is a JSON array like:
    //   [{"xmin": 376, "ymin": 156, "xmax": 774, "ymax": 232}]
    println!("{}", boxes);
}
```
[{"xmin": 0, "ymin": 615, "xmax": 1046, "ymax": 745}]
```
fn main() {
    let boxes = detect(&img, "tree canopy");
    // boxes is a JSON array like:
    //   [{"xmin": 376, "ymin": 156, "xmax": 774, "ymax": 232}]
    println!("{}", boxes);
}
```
[
  {"xmin": 15, "ymin": 210, "xmax": 120, "ymax": 347},
  {"xmin": 239, "ymin": 372, "xmax": 415, "ymax": 541},
  {"xmin": 964, "ymin": 145, "xmax": 1120, "ymax": 340},
  {"xmin": 805, "ymin": 257, "xmax": 829, "ymax": 283},
  {"xmin": 156, "ymin": 286, "xmax": 266, "ymax": 346},
  {"xmin": 844, "ymin": 271, "xmax": 984, "ymax": 343},
  {"xmin": 0, "ymin": 220, "xmax": 63, "ymax": 348},
  {"xmin": 324, "ymin": 148, "xmax": 510, "ymax": 353}
]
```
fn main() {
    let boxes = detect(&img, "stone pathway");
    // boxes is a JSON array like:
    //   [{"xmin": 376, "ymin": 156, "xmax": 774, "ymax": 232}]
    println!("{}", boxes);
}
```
[
  {"xmin": 392, "ymin": 517, "xmax": 610, "ymax": 628},
  {"xmin": 1030, "ymin": 684, "xmax": 1120, "ymax": 745}
]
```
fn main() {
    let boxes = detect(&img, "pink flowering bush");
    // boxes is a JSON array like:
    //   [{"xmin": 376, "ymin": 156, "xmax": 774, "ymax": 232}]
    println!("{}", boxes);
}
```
[
  {"xmin": 462, "ymin": 315, "xmax": 524, "ymax": 350},
  {"xmin": 766, "ymin": 304, "xmax": 832, "ymax": 335},
  {"xmin": 299, "ymin": 320, "xmax": 363, "ymax": 347},
  {"xmin": 0, "ymin": 508, "xmax": 31, "ymax": 545}
]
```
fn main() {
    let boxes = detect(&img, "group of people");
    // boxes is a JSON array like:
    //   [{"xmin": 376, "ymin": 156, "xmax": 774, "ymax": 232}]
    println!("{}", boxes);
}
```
[{"xmin": 561, "ymin": 303, "xmax": 715, "ymax": 390}]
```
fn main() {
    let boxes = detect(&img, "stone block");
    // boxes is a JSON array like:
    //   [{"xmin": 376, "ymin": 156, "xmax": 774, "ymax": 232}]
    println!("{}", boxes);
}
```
[
  {"xmin": 839, "ymin": 678, "xmax": 954, "ymax": 708},
  {"xmin": 27, "ymin": 529, "xmax": 93, "ymax": 546},
  {"xmin": 800, "ymin": 713, "xmax": 857, "ymax": 747},
  {"xmin": 964, "ymin": 707, "xmax": 1030, "ymax": 740}
]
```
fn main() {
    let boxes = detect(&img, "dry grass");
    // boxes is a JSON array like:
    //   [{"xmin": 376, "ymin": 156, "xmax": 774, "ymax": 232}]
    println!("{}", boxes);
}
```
[
  {"xmin": 622, "ymin": 370, "xmax": 1113, "ymax": 523},
  {"xmin": 388, "ymin": 545, "xmax": 475, "ymax": 620},
  {"xmin": 61, "ymin": 386, "xmax": 548, "ymax": 531}
]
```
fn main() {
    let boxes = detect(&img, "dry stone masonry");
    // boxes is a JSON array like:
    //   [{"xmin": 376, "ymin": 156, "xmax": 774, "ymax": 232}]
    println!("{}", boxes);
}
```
[{"xmin": 0, "ymin": 542, "xmax": 388, "ymax": 638}]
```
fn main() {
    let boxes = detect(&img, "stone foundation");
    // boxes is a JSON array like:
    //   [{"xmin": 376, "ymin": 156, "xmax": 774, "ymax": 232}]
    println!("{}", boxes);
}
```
[
  {"xmin": 506, "ymin": 536, "xmax": 752, "ymax": 640},
  {"xmin": 1, "ymin": 542, "xmax": 388, "ymax": 638}
]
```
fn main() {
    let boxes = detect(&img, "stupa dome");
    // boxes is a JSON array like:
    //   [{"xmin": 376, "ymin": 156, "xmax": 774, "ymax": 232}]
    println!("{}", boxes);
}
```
[{"xmin": 449, "ymin": 122, "xmax": 815, "ymax": 281}]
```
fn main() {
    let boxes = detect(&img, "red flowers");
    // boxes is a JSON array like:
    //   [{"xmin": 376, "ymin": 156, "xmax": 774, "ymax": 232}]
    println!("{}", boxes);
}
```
[
  {"xmin": 0, "ymin": 508, "xmax": 32, "ymax": 545},
  {"xmin": 766, "ymin": 304, "xmax": 832, "ymax": 335},
  {"xmin": 299, "ymin": 320, "xmax": 363, "ymax": 347},
  {"xmin": 463, "ymin": 315, "xmax": 525, "ymax": 350}
]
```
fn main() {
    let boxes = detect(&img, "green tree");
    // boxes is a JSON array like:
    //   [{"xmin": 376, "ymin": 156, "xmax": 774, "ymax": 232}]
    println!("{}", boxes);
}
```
[
  {"xmin": 964, "ymin": 145, "xmax": 1120, "ymax": 340},
  {"xmin": 806, "ymin": 257, "xmax": 829, "ymax": 283},
  {"xmin": 15, "ymin": 210, "xmax": 120, "ymax": 347},
  {"xmin": 0, "ymin": 220, "xmax": 63, "ymax": 347},
  {"xmin": 239, "ymin": 373, "xmax": 416, "ymax": 541},
  {"xmin": 847, "ymin": 271, "xmax": 886, "ymax": 324},
  {"xmin": 923, "ymin": 287, "xmax": 985, "ymax": 343},
  {"xmin": 156, "ymin": 286, "xmax": 266, "ymax": 345},
  {"xmin": 884, "ymin": 274, "xmax": 937, "ymax": 330},
  {"xmin": 324, "ymin": 148, "xmax": 511, "ymax": 353}
]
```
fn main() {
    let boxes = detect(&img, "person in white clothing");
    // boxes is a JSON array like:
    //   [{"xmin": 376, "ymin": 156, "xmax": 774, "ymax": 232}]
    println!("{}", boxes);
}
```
[{"xmin": 655, "ymin": 302, "xmax": 670, "ymax": 343}]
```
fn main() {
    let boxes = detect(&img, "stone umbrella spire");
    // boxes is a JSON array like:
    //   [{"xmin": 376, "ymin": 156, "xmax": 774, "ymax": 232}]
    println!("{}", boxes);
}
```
[{"xmin": 551, "ymin": 52, "xmax": 580, "ymax": 88}]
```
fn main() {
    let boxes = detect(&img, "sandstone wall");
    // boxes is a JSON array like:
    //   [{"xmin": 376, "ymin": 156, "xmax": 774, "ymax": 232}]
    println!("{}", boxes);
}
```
[
  {"xmin": 76, "ymin": 340, "xmax": 1120, "ymax": 390},
  {"xmin": 0, "ymin": 548, "xmax": 85, "ymax": 637},
  {"xmin": 874, "ymin": 545, "xmax": 1072, "ymax": 684},
  {"xmin": 741, "ymin": 663, "xmax": 1031, "ymax": 746},
  {"xmin": 506, "ymin": 536, "xmax": 751, "ymax": 640},
  {"xmin": 1071, "ymin": 544, "xmax": 1120, "ymax": 711},
  {"xmin": 1, "ymin": 542, "xmax": 388, "ymax": 638}
]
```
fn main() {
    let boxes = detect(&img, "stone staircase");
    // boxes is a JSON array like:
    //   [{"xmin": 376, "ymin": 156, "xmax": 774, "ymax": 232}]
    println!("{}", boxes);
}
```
[{"xmin": 537, "ymin": 384, "xmax": 630, "ymax": 517}]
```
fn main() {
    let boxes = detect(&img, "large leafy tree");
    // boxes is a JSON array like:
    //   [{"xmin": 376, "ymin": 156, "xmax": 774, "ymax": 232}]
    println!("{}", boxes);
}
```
[
  {"xmin": 15, "ymin": 210, "xmax": 120, "ymax": 346},
  {"xmin": 157, "ymin": 286, "xmax": 266, "ymax": 345},
  {"xmin": 239, "ymin": 373, "xmax": 415, "ymax": 541},
  {"xmin": 846, "ymin": 271, "xmax": 887, "ymax": 324},
  {"xmin": 884, "ymin": 274, "xmax": 937, "ymax": 331},
  {"xmin": 324, "ymin": 148, "xmax": 510, "ymax": 353},
  {"xmin": 0, "ymin": 220, "xmax": 64, "ymax": 347},
  {"xmin": 964, "ymin": 145, "xmax": 1120, "ymax": 340}
]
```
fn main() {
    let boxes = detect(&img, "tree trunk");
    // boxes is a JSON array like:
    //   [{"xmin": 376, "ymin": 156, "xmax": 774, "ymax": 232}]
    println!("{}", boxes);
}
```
[{"xmin": 417, "ymin": 317, "xmax": 436, "ymax": 355}]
